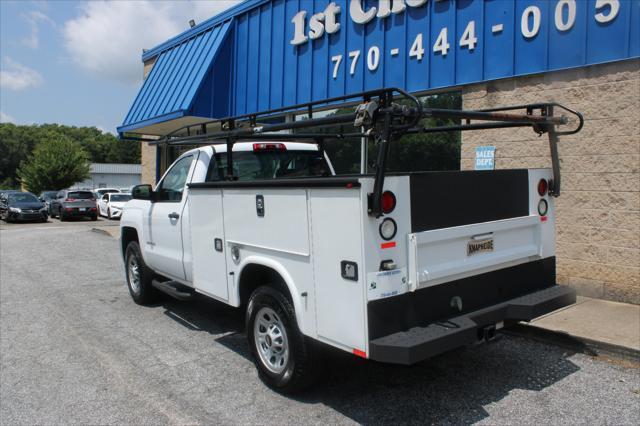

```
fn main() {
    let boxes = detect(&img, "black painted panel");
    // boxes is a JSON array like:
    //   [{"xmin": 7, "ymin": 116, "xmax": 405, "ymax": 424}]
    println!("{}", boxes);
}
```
[
  {"xmin": 409, "ymin": 170, "xmax": 530, "ymax": 232},
  {"xmin": 368, "ymin": 257, "xmax": 556, "ymax": 340}
]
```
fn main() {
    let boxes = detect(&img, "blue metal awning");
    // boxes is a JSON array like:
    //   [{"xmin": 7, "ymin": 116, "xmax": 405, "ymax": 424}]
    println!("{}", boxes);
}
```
[{"xmin": 118, "ymin": 19, "xmax": 233, "ymax": 135}]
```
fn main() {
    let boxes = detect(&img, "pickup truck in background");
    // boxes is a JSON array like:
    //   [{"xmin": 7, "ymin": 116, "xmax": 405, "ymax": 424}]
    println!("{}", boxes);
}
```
[{"xmin": 119, "ymin": 88, "xmax": 583, "ymax": 392}]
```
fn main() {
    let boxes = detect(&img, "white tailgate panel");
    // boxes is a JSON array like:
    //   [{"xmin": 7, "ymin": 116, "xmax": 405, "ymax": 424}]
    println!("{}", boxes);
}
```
[{"xmin": 408, "ymin": 215, "xmax": 541, "ymax": 289}]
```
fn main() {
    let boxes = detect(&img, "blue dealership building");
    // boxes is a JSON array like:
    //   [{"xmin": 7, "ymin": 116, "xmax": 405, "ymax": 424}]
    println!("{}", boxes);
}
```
[{"xmin": 119, "ymin": 0, "xmax": 639, "ymax": 303}]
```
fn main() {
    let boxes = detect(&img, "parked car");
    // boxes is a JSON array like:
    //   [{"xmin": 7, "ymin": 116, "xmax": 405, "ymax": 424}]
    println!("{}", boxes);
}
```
[
  {"xmin": 39, "ymin": 191, "xmax": 59, "ymax": 211},
  {"xmin": 93, "ymin": 188, "xmax": 120, "ymax": 200},
  {"xmin": 0, "ymin": 192, "xmax": 48, "ymax": 222},
  {"xmin": 0, "ymin": 189, "xmax": 21, "ymax": 198},
  {"xmin": 98, "ymin": 193, "xmax": 132, "ymax": 219},
  {"xmin": 49, "ymin": 190, "xmax": 98, "ymax": 221}
]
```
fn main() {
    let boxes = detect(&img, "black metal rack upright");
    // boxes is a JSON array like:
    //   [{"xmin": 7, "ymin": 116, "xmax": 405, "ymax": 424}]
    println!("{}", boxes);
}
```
[{"xmin": 140, "ymin": 87, "xmax": 583, "ymax": 217}]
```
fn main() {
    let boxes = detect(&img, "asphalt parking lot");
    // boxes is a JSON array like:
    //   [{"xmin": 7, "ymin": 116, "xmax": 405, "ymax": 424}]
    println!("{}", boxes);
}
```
[{"xmin": 1, "ymin": 220, "xmax": 639, "ymax": 425}]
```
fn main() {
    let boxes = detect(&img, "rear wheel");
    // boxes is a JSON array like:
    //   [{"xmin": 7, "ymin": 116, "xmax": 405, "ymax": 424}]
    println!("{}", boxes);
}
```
[
  {"xmin": 107, "ymin": 208, "xmax": 111, "ymax": 219},
  {"xmin": 124, "ymin": 241, "xmax": 158, "ymax": 305},
  {"xmin": 246, "ymin": 286, "xmax": 315, "ymax": 393}
]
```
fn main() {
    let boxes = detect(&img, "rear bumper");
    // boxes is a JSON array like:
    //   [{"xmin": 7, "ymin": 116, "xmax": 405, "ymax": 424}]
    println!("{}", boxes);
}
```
[
  {"xmin": 369, "ymin": 285, "xmax": 575, "ymax": 365},
  {"xmin": 63, "ymin": 208, "xmax": 97, "ymax": 217}
]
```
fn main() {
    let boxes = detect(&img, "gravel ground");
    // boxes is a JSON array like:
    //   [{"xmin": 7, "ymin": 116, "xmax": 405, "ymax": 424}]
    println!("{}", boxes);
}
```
[{"xmin": 1, "ymin": 221, "xmax": 639, "ymax": 425}]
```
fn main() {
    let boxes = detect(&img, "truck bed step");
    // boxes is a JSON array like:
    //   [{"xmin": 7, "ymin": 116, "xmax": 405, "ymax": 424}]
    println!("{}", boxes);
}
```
[
  {"xmin": 151, "ymin": 279, "xmax": 195, "ymax": 301},
  {"xmin": 369, "ymin": 285, "xmax": 576, "ymax": 365}
]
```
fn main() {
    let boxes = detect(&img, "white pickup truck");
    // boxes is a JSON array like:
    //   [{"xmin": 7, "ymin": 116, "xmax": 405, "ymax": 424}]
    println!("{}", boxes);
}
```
[{"xmin": 120, "ymin": 89, "xmax": 582, "ymax": 392}]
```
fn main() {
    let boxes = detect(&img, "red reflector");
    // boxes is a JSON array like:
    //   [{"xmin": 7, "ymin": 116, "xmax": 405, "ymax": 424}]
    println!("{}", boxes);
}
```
[
  {"xmin": 353, "ymin": 349, "xmax": 367, "ymax": 358},
  {"xmin": 381, "ymin": 191, "xmax": 396, "ymax": 214},
  {"xmin": 90, "ymin": 207, "xmax": 97, "ymax": 211},
  {"xmin": 253, "ymin": 143, "xmax": 286, "ymax": 151},
  {"xmin": 541, "ymin": 216, "xmax": 548, "ymax": 222},
  {"xmin": 381, "ymin": 241, "xmax": 396, "ymax": 249},
  {"xmin": 66, "ymin": 208, "xmax": 73, "ymax": 212},
  {"xmin": 537, "ymin": 179, "xmax": 548, "ymax": 196},
  {"xmin": 346, "ymin": 183, "xmax": 353, "ymax": 188}
]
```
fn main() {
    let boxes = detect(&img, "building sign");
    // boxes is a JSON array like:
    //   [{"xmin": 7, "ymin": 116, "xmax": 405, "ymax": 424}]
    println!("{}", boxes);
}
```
[
  {"xmin": 475, "ymin": 146, "xmax": 495, "ymax": 170},
  {"xmin": 225, "ymin": 0, "xmax": 639, "ymax": 115}
]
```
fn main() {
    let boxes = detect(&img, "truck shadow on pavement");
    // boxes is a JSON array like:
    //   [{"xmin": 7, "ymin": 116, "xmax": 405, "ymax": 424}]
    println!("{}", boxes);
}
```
[{"xmin": 160, "ymin": 294, "xmax": 583, "ymax": 425}]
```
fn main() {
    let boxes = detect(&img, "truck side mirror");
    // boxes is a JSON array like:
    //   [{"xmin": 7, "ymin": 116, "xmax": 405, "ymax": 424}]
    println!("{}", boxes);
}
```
[{"xmin": 131, "ymin": 184, "xmax": 156, "ymax": 202}]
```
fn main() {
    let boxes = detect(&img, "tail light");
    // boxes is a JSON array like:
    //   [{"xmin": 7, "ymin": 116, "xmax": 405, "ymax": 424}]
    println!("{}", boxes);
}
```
[
  {"xmin": 381, "ymin": 191, "xmax": 396, "ymax": 214},
  {"xmin": 253, "ymin": 143, "xmax": 286, "ymax": 151},
  {"xmin": 65, "ymin": 198, "xmax": 75, "ymax": 202},
  {"xmin": 537, "ymin": 179, "xmax": 548, "ymax": 196}
]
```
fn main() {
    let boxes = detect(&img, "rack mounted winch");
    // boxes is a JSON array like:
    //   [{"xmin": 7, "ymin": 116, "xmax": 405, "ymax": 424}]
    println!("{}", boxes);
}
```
[{"xmin": 137, "ymin": 87, "xmax": 583, "ymax": 217}]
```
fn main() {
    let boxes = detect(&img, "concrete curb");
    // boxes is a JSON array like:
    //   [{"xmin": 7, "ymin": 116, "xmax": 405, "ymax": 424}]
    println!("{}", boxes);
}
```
[
  {"xmin": 91, "ymin": 227, "xmax": 117, "ymax": 238},
  {"xmin": 507, "ymin": 323, "xmax": 640, "ymax": 363}
]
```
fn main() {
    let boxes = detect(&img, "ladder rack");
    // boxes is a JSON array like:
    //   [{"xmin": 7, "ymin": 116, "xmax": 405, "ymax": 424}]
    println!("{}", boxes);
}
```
[{"xmin": 131, "ymin": 87, "xmax": 583, "ymax": 217}]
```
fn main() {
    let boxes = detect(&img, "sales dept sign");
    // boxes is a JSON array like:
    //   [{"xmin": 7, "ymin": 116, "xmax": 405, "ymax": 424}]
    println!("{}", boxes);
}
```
[{"xmin": 287, "ymin": 0, "xmax": 632, "ymax": 81}]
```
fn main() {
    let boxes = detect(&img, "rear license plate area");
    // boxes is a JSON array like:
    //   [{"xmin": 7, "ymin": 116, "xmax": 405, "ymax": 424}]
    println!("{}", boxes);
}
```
[{"xmin": 467, "ymin": 238, "xmax": 494, "ymax": 256}]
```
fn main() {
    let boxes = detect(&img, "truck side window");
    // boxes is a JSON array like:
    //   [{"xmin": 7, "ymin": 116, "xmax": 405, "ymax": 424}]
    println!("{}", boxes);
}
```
[
  {"xmin": 157, "ymin": 155, "xmax": 193, "ymax": 202},
  {"xmin": 205, "ymin": 156, "xmax": 222, "ymax": 182}
]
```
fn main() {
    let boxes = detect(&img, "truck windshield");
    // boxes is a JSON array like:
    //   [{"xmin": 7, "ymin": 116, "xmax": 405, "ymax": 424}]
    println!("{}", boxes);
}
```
[
  {"xmin": 110, "ymin": 194, "xmax": 132, "ymax": 202},
  {"xmin": 207, "ymin": 151, "xmax": 330, "ymax": 181}
]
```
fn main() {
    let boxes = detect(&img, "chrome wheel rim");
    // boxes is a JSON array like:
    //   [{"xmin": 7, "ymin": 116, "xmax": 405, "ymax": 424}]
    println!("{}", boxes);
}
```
[
  {"xmin": 254, "ymin": 307, "xmax": 289, "ymax": 374},
  {"xmin": 127, "ymin": 255, "xmax": 141, "ymax": 294}
]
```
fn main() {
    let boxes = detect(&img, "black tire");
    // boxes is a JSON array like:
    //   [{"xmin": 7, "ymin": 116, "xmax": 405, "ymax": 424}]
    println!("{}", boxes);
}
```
[
  {"xmin": 246, "ymin": 286, "xmax": 315, "ymax": 393},
  {"xmin": 107, "ymin": 208, "xmax": 111, "ymax": 219},
  {"xmin": 124, "ymin": 241, "xmax": 158, "ymax": 305}
]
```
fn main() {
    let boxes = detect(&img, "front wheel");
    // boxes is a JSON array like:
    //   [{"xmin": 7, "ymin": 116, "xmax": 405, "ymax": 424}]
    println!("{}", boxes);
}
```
[
  {"xmin": 246, "ymin": 286, "xmax": 315, "ymax": 393},
  {"xmin": 124, "ymin": 241, "xmax": 158, "ymax": 305}
]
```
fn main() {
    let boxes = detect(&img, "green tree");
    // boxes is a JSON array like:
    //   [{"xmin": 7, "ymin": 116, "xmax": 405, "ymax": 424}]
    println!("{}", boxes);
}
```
[
  {"xmin": 18, "ymin": 135, "xmax": 91, "ymax": 194},
  {"xmin": 0, "ymin": 123, "xmax": 140, "ymax": 189}
]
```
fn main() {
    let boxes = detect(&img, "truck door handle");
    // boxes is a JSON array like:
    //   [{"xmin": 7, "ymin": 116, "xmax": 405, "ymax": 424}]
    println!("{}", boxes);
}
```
[{"xmin": 168, "ymin": 212, "xmax": 180, "ymax": 220}]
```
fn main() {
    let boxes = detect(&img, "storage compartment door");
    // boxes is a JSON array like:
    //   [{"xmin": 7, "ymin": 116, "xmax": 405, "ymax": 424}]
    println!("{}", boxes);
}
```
[
  {"xmin": 310, "ymin": 189, "xmax": 366, "ymax": 353},
  {"xmin": 189, "ymin": 189, "xmax": 229, "ymax": 301}
]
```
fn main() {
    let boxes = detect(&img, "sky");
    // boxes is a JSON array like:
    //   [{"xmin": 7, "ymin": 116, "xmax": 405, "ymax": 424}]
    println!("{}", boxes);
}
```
[{"xmin": 0, "ymin": 0, "xmax": 241, "ymax": 134}]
